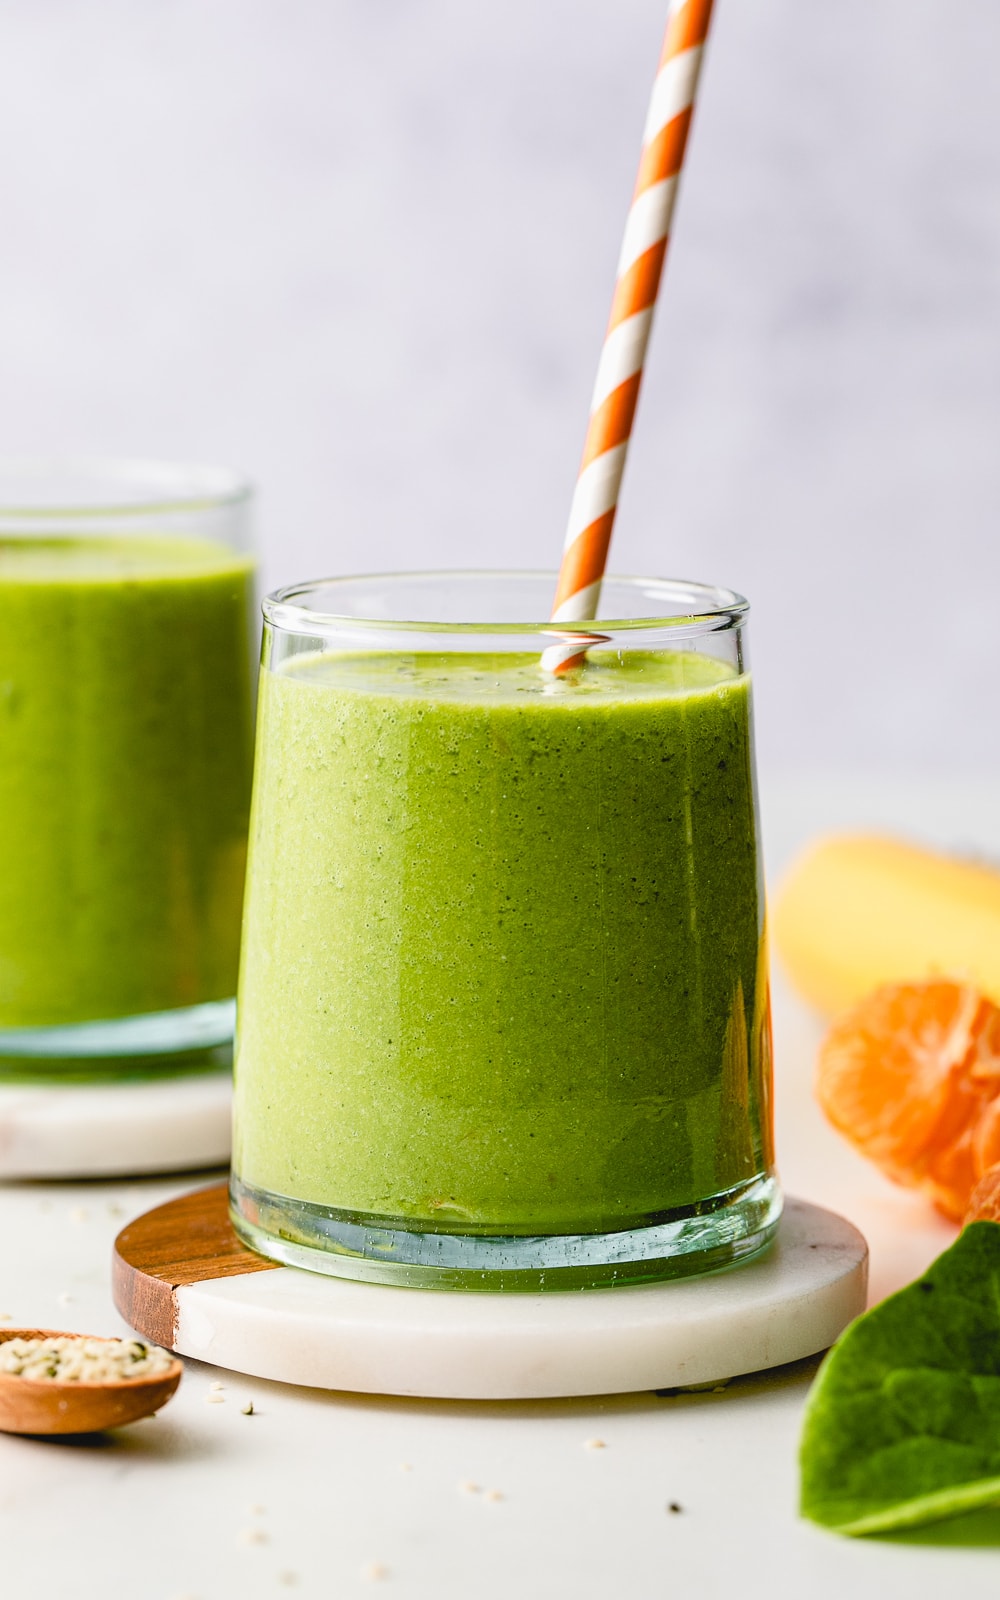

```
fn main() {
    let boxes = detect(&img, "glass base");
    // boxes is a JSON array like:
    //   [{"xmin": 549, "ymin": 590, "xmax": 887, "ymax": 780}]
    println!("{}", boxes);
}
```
[
  {"xmin": 0, "ymin": 999, "xmax": 236, "ymax": 1076},
  {"xmin": 229, "ymin": 1172, "xmax": 783, "ymax": 1293}
]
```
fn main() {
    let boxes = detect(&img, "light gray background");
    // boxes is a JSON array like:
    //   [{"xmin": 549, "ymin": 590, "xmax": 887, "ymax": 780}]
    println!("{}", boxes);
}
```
[{"xmin": 1, "ymin": 0, "xmax": 997, "ymax": 775}]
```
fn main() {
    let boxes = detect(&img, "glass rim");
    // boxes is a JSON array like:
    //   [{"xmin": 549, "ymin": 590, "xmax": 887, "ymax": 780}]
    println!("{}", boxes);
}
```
[
  {"xmin": 0, "ymin": 457, "xmax": 253, "ymax": 519},
  {"xmin": 263, "ymin": 571, "xmax": 750, "ymax": 636}
]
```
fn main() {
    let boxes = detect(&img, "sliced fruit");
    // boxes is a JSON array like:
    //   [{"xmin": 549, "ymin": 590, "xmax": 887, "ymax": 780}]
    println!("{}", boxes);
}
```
[
  {"xmin": 816, "ymin": 979, "xmax": 1000, "ymax": 1220},
  {"xmin": 965, "ymin": 1161, "xmax": 1000, "ymax": 1225}
]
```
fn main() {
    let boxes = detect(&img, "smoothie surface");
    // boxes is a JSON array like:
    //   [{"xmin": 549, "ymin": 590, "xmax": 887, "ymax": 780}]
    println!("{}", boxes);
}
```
[
  {"xmin": 234, "ymin": 646, "xmax": 772, "ymax": 1234},
  {"xmin": 274, "ymin": 644, "xmax": 737, "ymax": 701},
  {"xmin": 0, "ymin": 534, "xmax": 253, "ymax": 583}
]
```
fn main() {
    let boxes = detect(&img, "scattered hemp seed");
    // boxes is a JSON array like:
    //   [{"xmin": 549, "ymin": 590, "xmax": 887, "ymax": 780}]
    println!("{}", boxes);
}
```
[
  {"xmin": 247, "ymin": 1504, "xmax": 266, "ymax": 1516},
  {"xmin": 237, "ymin": 1527, "xmax": 268, "ymax": 1546},
  {"xmin": 0, "ymin": 1336, "xmax": 173, "ymax": 1384},
  {"xmin": 206, "ymin": 1393, "xmax": 225, "ymax": 1404},
  {"xmin": 361, "ymin": 1562, "xmax": 388, "ymax": 1582},
  {"xmin": 210, "ymin": 1380, "xmax": 226, "ymax": 1391},
  {"xmin": 584, "ymin": 1438, "xmax": 607, "ymax": 1451},
  {"xmin": 485, "ymin": 1489, "xmax": 504, "ymax": 1503},
  {"xmin": 278, "ymin": 1574, "xmax": 299, "ymax": 1587},
  {"xmin": 69, "ymin": 1207, "xmax": 89, "ymax": 1225},
  {"xmin": 459, "ymin": 1480, "xmax": 481, "ymax": 1495},
  {"xmin": 241, "ymin": 1400, "xmax": 255, "ymax": 1415},
  {"xmin": 0, "ymin": 1313, "xmax": 11, "ymax": 1323},
  {"xmin": 56, "ymin": 1293, "xmax": 75, "ymax": 1307}
]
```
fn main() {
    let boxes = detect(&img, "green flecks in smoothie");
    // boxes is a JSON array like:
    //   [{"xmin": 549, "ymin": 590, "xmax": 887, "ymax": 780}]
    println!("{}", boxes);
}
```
[
  {"xmin": 0, "ymin": 536, "xmax": 256, "ymax": 1027},
  {"xmin": 233, "ymin": 648, "xmax": 773, "ymax": 1234}
]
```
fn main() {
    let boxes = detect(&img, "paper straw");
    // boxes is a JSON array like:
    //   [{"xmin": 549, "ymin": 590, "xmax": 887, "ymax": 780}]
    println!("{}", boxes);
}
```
[{"xmin": 544, "ymin": 0, "xmax": 715, "ymax": 670}]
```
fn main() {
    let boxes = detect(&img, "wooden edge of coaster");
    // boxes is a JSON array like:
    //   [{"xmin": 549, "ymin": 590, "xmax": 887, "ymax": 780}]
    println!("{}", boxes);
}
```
[{"xmin": 113, "ymin": 1182, "xmax": 278, "ymax": 1348}]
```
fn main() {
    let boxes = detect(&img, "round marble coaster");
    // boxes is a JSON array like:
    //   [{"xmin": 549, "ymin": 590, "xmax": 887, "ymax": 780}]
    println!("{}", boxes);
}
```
[
  {"xmin": 0, "ymin": 1072, "xmax": 231, "ymax": 1180},
  {"xmin": 113, "ymin": 1186, "xmax": 868, "ymax": 1398}
]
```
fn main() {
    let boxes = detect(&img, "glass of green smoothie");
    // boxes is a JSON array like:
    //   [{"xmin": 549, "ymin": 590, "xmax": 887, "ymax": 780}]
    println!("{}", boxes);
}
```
[
  {"xmin": 0, "ymin": 460, "xmax": 257, "ymax": 1074},
  {"xmin": 231, "ymin": 572, "xmax": 780, "ymax": 1290}
]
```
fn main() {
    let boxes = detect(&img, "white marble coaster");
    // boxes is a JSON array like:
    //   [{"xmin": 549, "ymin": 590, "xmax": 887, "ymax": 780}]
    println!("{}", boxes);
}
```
[
  {"xmin": 0, "ymin": 1072, "xmax": 231, "ymax": 1179},
  {"xmin": 115, "ymin": 1191, "xmax": 867, "ymax": 1398}
]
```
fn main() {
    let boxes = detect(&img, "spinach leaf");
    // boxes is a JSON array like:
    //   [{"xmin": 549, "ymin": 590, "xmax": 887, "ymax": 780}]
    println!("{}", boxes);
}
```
[{"xmin": 800, "ymin": 1221, "xmax": 1000, "ymax": 1536}]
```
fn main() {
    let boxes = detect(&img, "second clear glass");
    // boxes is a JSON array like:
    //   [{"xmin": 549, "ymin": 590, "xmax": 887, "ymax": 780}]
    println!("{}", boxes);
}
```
[{"xmin": 0, "ymin": 460, "xmax": 257, "ymax": 1072}]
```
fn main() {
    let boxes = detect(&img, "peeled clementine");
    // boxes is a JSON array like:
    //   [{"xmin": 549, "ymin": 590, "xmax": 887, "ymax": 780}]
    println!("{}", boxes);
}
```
[
  {"xmin": 965, "ymin": 1162, "xmax": 1000, "ymax": 1225},
  {"xmin": 816, "ymin": 979, "xmax": 1000, "ymax": 1221}
]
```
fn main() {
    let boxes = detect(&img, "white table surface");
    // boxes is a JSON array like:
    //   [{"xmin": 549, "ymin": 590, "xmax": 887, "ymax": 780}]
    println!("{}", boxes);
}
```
[{"xmin": 2, "ymin": 774, "xmax": 999, "ymax": 1600}]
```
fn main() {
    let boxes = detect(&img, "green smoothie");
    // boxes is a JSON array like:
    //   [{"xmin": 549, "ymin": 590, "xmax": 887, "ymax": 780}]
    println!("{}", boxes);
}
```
[
  {"xmin": 0, "ymin": 536, "xmax": 256, "ymax": 1029},
  {"xmin": 233, "ymin": 648, "xmax": 773, "ymax": 1235}
]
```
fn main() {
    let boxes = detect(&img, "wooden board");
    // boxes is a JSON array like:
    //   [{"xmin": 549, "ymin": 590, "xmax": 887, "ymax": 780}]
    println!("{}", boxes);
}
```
[{"xmin": 113, "ymin": 1188, "xmax": 868, "ymax": 1399}]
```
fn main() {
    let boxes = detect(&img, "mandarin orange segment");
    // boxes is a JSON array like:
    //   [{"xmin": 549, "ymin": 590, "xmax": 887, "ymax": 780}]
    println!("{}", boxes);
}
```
[
  {"xmin": 972, "ymin": 1096, "xmax": 1000, "ymax": 1179},
  {"xmin": 965, "ymin": 1163, "xmax": 1000, "ymax": 1225},
  {"xmin": 816, "ymin": 979, "xmax": 1000, "ymax": 1221}
]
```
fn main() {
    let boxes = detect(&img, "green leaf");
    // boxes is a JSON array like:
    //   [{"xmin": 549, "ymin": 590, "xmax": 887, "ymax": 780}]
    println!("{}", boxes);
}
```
[{"xmin": 800, "ymin": 1221, "xmax": 1000, "ymax": 1536}]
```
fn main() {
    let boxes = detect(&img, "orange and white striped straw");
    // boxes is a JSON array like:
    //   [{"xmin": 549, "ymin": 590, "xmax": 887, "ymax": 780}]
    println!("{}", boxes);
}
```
[{"xmin": 545, "ymin": 0, "xmax": 715, "ymax": 667}]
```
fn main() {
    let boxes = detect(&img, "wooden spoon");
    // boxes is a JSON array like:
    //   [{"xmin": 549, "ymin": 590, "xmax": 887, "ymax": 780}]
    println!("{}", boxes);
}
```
[{"xmin": 0, "ymin": 1328, "xmax": 182, "ymax": 1435}]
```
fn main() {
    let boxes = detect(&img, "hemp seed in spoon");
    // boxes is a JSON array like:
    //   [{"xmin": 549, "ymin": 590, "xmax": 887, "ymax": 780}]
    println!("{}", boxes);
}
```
[{"xmin": 0, "ymin": 1336, "xmax": 174, "ymax": 1383}]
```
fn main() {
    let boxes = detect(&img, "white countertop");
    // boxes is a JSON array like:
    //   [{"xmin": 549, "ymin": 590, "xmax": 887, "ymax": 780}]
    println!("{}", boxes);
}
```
[{"xmin": 2, "ymin": 774, "xmax": 998, "ymax": 1599}]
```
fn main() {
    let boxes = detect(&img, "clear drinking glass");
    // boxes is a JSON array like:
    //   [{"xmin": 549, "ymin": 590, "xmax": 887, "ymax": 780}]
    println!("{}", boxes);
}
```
[
  {"xmin": 231, "ymin": 572, "xmax": 780, "ymax": 1289},
  {"xmin": 0, "ymin": 460, "xmax": 257, "ymax": 1072}
]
